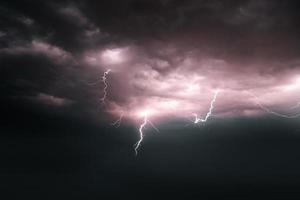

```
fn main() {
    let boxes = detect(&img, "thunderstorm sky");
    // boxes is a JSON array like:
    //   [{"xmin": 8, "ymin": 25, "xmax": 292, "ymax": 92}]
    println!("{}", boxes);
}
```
[
  {"xmin": 1, "ymin": 1, "xmax": 300, "ymax": 198},
  {"xmin": 1, "ymin": 0, "xmax": 300, "ymax": 126}
]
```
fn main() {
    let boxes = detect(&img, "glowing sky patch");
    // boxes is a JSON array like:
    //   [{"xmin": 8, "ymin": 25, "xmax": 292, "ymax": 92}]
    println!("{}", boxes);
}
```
[
  {"xmin": 101, "ymin": 48, "xmax": 126, "ymax": 65},
  {"xmin": 94, "ymin": 46, "xmax": 300, "ymax": 125}
]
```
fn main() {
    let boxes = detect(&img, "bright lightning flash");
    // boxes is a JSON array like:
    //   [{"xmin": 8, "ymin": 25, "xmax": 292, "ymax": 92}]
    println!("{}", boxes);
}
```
[
  {"xmin": 193, "ymin": 89, "xmax": 220, "ymax": 123},
  {"xmin": 100, "ymin": 69, "xmax": 111, "ymax": 104},
  {"xmin": 134, "ymin": 113, "xmax": 148, "ymax": 156},
  {"xmin": 133, "ymin": 110, "xmax": 159, "ymax": 155}
]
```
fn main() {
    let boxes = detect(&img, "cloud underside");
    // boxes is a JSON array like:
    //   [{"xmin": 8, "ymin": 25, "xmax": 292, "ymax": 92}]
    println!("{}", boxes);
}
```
[
  {"xmin": 1, "ymin": 0, "xmax": 300, "ymax": 124},
  {"xmin": 94, "ymin": 45, "xmax": 300, "ymax": 123}
]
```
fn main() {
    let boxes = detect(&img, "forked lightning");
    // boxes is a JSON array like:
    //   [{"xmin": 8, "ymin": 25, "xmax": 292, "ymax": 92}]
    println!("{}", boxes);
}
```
[
  {"xmin": 100, "ymin": 69, "xmax": 111, "ymax": 104},
  {"xmin": 193, "ymin": 89, "xmax": 220, "ymax": 123}
]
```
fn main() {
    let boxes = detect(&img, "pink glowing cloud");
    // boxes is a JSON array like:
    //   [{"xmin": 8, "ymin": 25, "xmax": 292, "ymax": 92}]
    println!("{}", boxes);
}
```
[
  {"xmin": 2, "ymin": 0, "xmax": 300, "ymax": 128},
  {"xmin": 82, "ymin": 43, "xmax": 300, "ymax": 124}
]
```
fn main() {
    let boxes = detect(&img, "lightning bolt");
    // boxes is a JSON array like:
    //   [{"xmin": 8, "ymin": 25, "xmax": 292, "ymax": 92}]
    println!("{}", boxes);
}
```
[
  {"xmin": 148, "ymin": 120, "xmax": 160, "ymax": 133},
  {"xmin": 111, "ymin": 112, "xmax": 124, "ymax": 128},
  {"xmin": 290, "ymin": 102, "xmax": 300, "ymax": 110},
  {"xmin": 134, "ymin": 114, "xmax": 148, "ymax": 156},
  {"xmin": 193, "ymin": 89, "xmax": 220, "ymax": 123},
  {"xmin": 100, "ymin": 69, "xmax": 111, "ymax": 104},
  {"xmin": 248, "ymin": 92, "xmax": 300, "ymax": 118}
]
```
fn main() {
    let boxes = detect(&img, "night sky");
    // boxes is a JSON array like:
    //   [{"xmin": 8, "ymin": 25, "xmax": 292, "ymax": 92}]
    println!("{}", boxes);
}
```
[{"xmin": 1, "ymin": 0, "xmax": 300, "ymax": 199}]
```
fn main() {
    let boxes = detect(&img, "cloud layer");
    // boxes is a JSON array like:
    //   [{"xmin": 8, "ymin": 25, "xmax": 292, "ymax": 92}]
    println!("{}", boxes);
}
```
[{"xmin": 1, "ymin": 0, "xmax": 300, "ymax": 124}]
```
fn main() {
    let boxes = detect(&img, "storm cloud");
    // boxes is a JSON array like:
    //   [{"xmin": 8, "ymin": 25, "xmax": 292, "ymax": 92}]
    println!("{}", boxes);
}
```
[{"xmin": 1, "ymin": 0, "xmax": 300, "ymax": 125}]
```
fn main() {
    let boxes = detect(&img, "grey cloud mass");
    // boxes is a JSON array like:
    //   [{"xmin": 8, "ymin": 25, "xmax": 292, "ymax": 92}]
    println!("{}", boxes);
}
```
[{"xmin": 1, "ymin": 0, "xmax": 300, "ymax": 124}]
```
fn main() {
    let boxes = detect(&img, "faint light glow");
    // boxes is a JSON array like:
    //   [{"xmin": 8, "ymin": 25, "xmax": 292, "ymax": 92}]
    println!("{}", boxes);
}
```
[
  {"xmin": 247, "ymin": 91, "xmax": 300, "ymax": 118},
  {"xmin": 291, "ymin": 102, "xmax": 300, "ymax": 109},
  {"xmin": 282, "ymin": 77, "xmax": 300, "ymax": 91},
  {"xmin": 187, "ymin": 83, "xmax": 200, "ymax": 92},
  {"xmin": 111, "ymin": 112, "xmax": 124, "ymax": 128},
  {"xmin": 101, "ymin": 48, "xmax": 127, "ymax": 65},
  {"xmin": 136, "ymin": 109, "xmax": 155, "ymax": 118}
]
